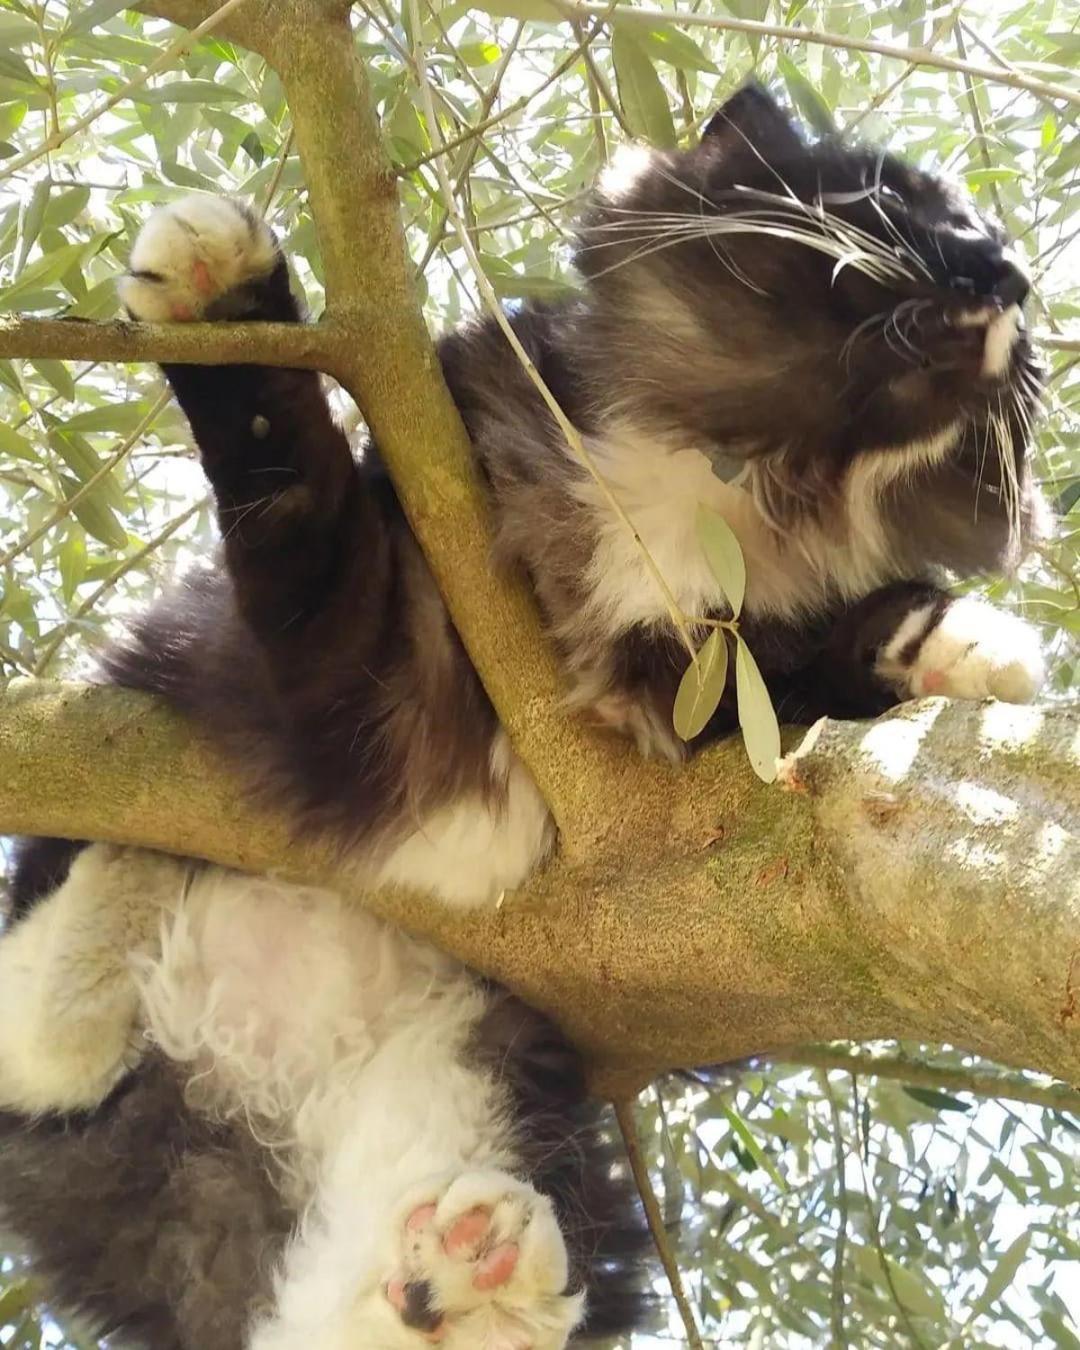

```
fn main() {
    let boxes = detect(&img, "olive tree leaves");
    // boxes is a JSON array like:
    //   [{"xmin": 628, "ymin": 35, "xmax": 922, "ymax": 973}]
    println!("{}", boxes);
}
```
[{"xmin": 672, "ymin": 505, "xmax": 781, "ymax": 782}]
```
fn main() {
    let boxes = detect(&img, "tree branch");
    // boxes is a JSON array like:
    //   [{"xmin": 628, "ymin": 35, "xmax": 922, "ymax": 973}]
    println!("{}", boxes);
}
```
[
  {"xmin": 2, "ymin": 682, "xmax": 1077, "ymax": 1088},
  {"xmin": 783, "ymin": 1046, "xmax": 1080, "ymax": 1114},
  {"xmin": 0, "ymin": 317, "xmax": 337, "ymax": 368},
  {"xmin": 559, "ymin": 1, "xmax": 1080, "ymax": 108}
]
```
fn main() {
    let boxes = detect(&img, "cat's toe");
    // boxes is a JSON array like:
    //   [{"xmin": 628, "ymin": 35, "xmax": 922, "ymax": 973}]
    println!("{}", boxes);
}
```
[
  {"xmin": 389, "ymin": 1170, "xmax": 583, "ymax": 1349},
  {"xmin": 119, "ymin": 194, "xmax": 277, "ymax": 323}
]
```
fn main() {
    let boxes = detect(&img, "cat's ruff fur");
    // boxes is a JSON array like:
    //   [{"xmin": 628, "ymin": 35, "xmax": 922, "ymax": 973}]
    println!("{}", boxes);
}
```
[{"xmin": 2, "ymin": 83, "xmax": 1049, "ymax": 1348}]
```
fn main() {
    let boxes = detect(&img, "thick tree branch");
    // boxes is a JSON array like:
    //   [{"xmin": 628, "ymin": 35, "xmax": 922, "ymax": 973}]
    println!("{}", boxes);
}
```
[{"xmin": 2, "ymin": 682, "xmax": 1077, "ymax": 1089}]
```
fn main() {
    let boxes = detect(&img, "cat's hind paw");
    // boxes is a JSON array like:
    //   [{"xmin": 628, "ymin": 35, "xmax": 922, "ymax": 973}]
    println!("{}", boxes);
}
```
[
  {"xmin": 119, "ymin": 194, "xmax": 279, "ymax": 323},
  {"xmin": 386, "ymin": 1170, "xmax": 584, "ymax": 1349},
  {"xmin": 879, "ymin": 596, "xmax": 1044, "ymax": 704}
]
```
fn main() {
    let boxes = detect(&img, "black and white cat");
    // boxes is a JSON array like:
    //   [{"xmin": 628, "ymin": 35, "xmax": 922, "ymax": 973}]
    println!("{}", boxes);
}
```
[{"xmin": 1, "ymin": 84, "xmax": 1048, "ymax": 1349}]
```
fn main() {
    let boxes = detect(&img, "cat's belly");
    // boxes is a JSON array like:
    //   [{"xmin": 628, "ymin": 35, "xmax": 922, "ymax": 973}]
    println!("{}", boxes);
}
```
[{"xmin": 137, "ymin": 868, "xmax": 488, "ymax": 1182}]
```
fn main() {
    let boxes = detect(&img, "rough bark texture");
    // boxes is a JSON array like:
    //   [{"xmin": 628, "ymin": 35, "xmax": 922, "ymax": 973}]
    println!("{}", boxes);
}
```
[
  {"xmin": 2, "ymin": 683, "xmax": 1076, "ymax": 1092},
  {"xmin": 1, "ymin": 0, "xmax": 1077, "ymax": 1097}
]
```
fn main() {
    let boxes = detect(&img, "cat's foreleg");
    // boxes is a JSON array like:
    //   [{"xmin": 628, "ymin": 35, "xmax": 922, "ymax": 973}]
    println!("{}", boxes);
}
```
[
  {"xmin": 0, "ymin": 845, "xmax": 190, "ymax": 1113},
  {"xmin": 118, "ymin": 196, "xmax": 394, "ymax": 670}
]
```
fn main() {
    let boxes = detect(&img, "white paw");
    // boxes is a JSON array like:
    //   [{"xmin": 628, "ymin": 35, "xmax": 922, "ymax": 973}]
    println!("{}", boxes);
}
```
[
  {"xmin": 904, "ymin": 597, "xmax": 1044, "ymax": 703},
  {"xmin": 386, "ymin": 1170, "xmax": 584, "ymax": 1349},
  {"xmin": 118, "ymin": 194, "xmax": 277, "ymax": 322}
]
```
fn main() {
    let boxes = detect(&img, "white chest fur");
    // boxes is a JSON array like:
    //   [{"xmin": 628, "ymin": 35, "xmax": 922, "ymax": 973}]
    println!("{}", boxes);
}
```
[{"xmin": 571, "ymin": 419, "xmax": 957, "ymax": 631}]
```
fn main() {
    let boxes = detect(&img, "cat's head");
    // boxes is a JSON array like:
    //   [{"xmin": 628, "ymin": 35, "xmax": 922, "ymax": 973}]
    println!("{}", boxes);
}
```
[{"xmin": 575, "ymin": 82, "xmax": 1045, "ymax": 567}]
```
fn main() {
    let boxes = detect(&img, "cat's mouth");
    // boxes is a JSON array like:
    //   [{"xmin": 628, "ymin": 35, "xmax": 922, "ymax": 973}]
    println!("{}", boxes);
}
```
[{"xmin": 902, "ymin": 301, "xmax": 1026, "ymax": 385}]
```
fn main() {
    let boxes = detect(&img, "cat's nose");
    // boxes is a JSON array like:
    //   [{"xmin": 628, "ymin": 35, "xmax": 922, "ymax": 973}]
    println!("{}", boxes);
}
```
[
  {"xmin": 951, "ymin": 248, "xmax": 1030, "ymax": 307},
  {"xmin": 990, "ymin": 253, "xmax": 1030, "ymax": 308}
]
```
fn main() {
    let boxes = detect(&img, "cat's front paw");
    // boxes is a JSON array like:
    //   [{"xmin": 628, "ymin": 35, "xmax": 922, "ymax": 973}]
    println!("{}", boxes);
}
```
[
  {"xmin": 386, "ymin": 1170, "xmax": 584, "ymax": 1349},
  {"xmin": 882, "ymin": 596, "xmax": 1044, "ymax": 703},
  {"xmin": 118, "ymin": 194, "xmax": 278, "ymax": 323}
]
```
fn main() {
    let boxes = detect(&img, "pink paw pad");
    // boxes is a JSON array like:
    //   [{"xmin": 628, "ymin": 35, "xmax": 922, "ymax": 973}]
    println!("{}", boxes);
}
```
[
  {"xmin": 443, "ymin": 1207, "xmax": 492, "ymax": 1257},
  {"xmin": 192, "ymin": 258, "xmax": 215, "ymax": 296},
  {"xmin": 473, "ymin": 1242, "xmax": 520, "ymax": 1291},
  {"xmin": 920, "ymin": 669, "xmax": 947, "ymax": 694}
]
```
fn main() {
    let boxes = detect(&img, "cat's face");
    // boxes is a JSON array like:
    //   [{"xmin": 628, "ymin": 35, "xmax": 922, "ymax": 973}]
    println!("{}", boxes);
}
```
[{"xmin": 576, "ymin": 83, "xmax": 1043, "ymax": 552}]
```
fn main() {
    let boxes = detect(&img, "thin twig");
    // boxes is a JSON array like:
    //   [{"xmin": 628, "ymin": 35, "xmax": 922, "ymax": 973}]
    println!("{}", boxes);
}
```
[
  {"xmin": 0, "ymin": 390, "xmax": 171, "ymax": 570},
  {"xmin": 0, "ymin": 0, "xmax": 255, "ymax": 181},
  {"xmin": 818, "ymin": 1070, "xmax": 849, "ymax": 1349},
  {"xmin": 851, "ymin": 1075, "xmax": 928, "ymax": 1350},
  {"xmin": 0, "ymin": 317, "xmax": 335, "ymax": 367},
  {"xmin": 260, "ymin": 125, "xmax": 295, "ymax": 217},
  {"xmin": 785, "ymin": 1046, "xmax": 1080, "ymax": 1113},
  {"xmin": 398, "ymin": 13, "xmax": 613, "ymax": 175},
  {"xmin": 844, "ymin": 5, "xmax": 959, "ymax": 134},
  {"xmin": 32, "ymin": 499, "xmax": 205, "ymax": 675},
  {"xmin": 614, "ymin": 1096, "xmax": 706, "ymax": 1350},
  {"xmin": 555, "ymin": 1, "xmax": 1080, "ymax": 109}
]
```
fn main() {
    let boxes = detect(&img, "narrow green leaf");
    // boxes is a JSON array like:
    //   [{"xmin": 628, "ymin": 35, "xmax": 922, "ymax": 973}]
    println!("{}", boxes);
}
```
[
  {"xmin": 637, "ymin": 25, "xmax": 718, "ymax": 74},
  {"xmin": 696, "ymin": 504, "xmax": 746, "ymax": 617},
  {"xmin": 973, "ymin": 1233, "xmax": 1030, "ymax": 1317},
  {"xmin": 0, "ymin": 101, "xmax": 27, "ymax": 140},
  {"xmin": 777, "ymin": 56, "xmax": 836, "ymax": 136},
  {"xmin": 1043, "ymin": 1312, "xmax": 1080, "ymax": 1350},
  {"xmin": 461, "ymin": 0, "xmax": 562, "ymax": 19},
  {"xmin": 851, "ymin": 1245, "xmax": 946, "ymax": 1322},
  {"xmin": 65, "ymin": 0, "xmax": 134, "ymax": 35},
  {"xmin": 16, "ymin": 178, "xmax": 50, "ymax": 273},
  {"xmin": 0, "ymin": 423, "xmax": 40, "ymax": 463},
  {"xmin": 735, "ymin": 636, "xmax": 781, "ymax": 783},
  {"xmin": 65, "ymin": 403, "xmax": 151, "ymax": 435},
  {"xmin": 719, "ymin": 1103, "xmax": 788, "ymax": 1192},
  {"xmin": 132, "ymin": 81, "xmax": 248, "ymax": 105},
  {"xmin": 459, "ymin": 41, "xmax": 501, "ymax": 66},
  {"xmin": 673, "ymin": 628, "xmax": 728, "ymax": 741},
  {"xmin": 31, "ymin": 360, "xmax": 75, "ymax": 402},
  {"xmin": 59, "ymin": 532, "xmax": 88, "ymax": 604},
  {"xmin": 611, "ymin": 30, "xmax": 677, "ymax": 149},
  {"xmin": 902, "ymin": 1086, "xmax": 975, "ymax": 1113},
  {"xmin": 62, "ymin": 476, "xmax": 128, "ymax": 549},
  {"xmin": 0, "ymin": 241, "xmax": 92, "ymax": 308},
  {"xmin": 43, "ymin": 185, "xmax": 91, "ymax": 231},
  {"xmin": 240, "ymin": 131, "xmax": 264, "ymax": 165}
]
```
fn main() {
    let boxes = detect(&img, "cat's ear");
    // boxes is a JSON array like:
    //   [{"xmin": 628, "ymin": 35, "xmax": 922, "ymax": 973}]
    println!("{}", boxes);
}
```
[{"xmin": 702, "ymin": 82, "xmax": 803, "ymax": 157}]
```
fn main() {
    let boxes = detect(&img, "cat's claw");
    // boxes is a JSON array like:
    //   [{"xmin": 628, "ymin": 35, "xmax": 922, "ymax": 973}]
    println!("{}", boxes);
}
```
[
  {"xmin": 886, "ymin": 596, "xmax": 1044, "ymax": 703},
  {"xmin": 386, "ymin": 1171, "xmax": 584, "ymax": 1350},
  {"xmin": 119, "ymin": 194, "xmax": 278, "ymax": 323}
]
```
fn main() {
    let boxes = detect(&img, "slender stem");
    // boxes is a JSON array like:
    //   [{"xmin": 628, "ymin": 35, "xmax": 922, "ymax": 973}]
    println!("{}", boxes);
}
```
[
  {"xmin": 784, "ymin": 1046, "xmax": 1080, "ymax": 1114},
  {"xmin": 398, "ymin": 13, "xmax": 613, "ymax": 175},
  {"xmin": 556, "ymin": 1, "xmax": 1080, "ymax": 109},
  {"xmin": 818, "ymin": 1071, "xmax": 849, "ymax": 1350},
  {"xmin": 614, "ymin": 1096, "xmax": 706, "ymax": 1350},
  {"xmin": 0, "ymin": 390, "xmax": 170, "ymax": 570},
  {"xmin": 32, "ymin": 499, "xmax": 205, "ymax": 675},
  {"xmin": 851, "ymin": 1075, "xmax": 928, "ymax": 1350}
]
